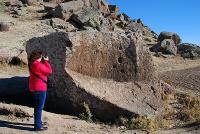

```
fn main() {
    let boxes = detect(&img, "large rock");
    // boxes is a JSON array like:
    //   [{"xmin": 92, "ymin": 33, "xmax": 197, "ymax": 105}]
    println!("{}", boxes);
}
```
[
  {"xmin": 0, "ymin": 46, "xmax": 24, "ymax": 64},
  {"xmin": 4, "ymin": 0, "xmax": 23, "ymax": 7},
  {"xmin": 158, "ymin": 32, "xmax": 181, "ymax": 45},
  {"xmin": 126, "ymin": 20, "xmax": 158, "ymax": 45},
  {"xmin": 150, "ymin": 39, "xmax": 177, "ymax": 55},
  {"xmin": 20, "ymin": 0, "xmax": 42, "ymax": 6},
  {"xmin": 71, "ymin": 8, "xmax": 102, "ymax": 30},
  {"xmin": 26, "ymin": 31, "xmax": 162, "ymax": 120},
  {"xmin": 83, "ymin": 0, "xmax": 109, "ymax": 13},
  {"xmin": 53, "ymin": 0, "xmax": 84, "ymax": 21},
  {"xmin": 178, "ymin": 43, "xmax": 200, "ymax": 59},
  {"xmin": 0, "ymin": 22, "xmax": 10, "ymax": 32},
  {"xmin": 49, "ymin": 18, "xmax": 77, "ymax": 32},
  {"xmin": 108, "ymin": 5, "xmax": 119, "ymax": 15}
]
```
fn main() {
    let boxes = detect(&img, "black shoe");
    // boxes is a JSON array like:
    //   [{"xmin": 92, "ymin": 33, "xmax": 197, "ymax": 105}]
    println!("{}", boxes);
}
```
[{"xmin": 34, "ymin": 126, "xmax": 48, "ymax": 131}]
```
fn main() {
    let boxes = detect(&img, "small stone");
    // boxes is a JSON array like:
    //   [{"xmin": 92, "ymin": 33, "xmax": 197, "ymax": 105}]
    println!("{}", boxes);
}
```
[{"xmin": 0, "ymin": 22, "xmax": 10, "ymax": 32}]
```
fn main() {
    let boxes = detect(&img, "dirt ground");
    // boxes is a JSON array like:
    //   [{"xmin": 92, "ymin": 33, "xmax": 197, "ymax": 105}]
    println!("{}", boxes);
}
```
[
  {"xmin": 153, "ymin": 56, "xmax": 200, "ymax": 95},
  {"xmin": 1, "ymin": 103, "xmax": 200, "ymax": 134}
]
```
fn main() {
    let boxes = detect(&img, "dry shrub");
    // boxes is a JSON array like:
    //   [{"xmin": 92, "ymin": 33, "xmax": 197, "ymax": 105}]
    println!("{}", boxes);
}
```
[
  {"xmin": 79, "ymin": 102, "xmax": 93, "ymax": 122},
  {"xmin": 129, "ymin": 116, "xmax": 158, "ymax": 131},
  {"xmin": 0, "ymin": 106, "xmax": 32, "ymax": 119},
  {"xmin": 177, "ymin": 93, "xmax": 200, "ymax": 122}
]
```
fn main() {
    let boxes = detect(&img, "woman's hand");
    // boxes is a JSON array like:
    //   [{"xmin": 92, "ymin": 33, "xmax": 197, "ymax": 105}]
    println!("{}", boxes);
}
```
[
  {"xmin": 36, "ymin": 56, "xmax": 42, "ymax": 62},
  {"xmin": 44, "ymin": 56, "xmax": 49, "ymax": 61}
]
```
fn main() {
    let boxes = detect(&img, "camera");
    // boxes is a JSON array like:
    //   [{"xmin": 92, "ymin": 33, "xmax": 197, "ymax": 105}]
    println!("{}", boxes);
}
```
[{"xmin": 41, "ymin": 53, "xmax": 48, "ymax": 63}]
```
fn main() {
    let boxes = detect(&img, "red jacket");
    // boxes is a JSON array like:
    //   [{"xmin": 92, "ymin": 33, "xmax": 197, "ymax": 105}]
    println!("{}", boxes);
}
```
[{"xmin": 29, "ymin": 60, "xmax": 52, "ymax": 91}]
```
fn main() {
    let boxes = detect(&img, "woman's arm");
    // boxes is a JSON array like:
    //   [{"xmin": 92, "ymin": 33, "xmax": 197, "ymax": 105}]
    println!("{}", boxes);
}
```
[{"xmin": 40, "ymin": 60, "xmax": 52, "ymax": 76}]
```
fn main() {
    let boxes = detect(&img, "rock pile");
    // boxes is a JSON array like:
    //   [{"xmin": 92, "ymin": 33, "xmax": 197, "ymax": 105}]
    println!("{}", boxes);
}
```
[
  {"xmin": 150, "ymin": 31, "xmax": 181, "ymax": 56},
  {"xmin": 41, "ymin": 0, "xmax": 157, "ymax": 45},
  {"xmin": 150, "ymin": 31, "xmax": 200, "ymax": 59},
  {"xmin": 178, "ymin": 43, "xmax": 200, "ymax": 59}
]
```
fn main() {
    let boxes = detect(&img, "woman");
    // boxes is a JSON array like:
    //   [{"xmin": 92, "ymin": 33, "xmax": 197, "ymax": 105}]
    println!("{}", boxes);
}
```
[{"xmin": 28, "ymin": 50, "xmax": 52, "ymax": 131}]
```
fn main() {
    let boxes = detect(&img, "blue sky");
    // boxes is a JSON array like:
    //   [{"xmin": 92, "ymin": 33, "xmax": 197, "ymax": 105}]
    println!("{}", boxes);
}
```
[{"xmin": 107, "ymin": 0, "xmax": 200, "ymax": 45}]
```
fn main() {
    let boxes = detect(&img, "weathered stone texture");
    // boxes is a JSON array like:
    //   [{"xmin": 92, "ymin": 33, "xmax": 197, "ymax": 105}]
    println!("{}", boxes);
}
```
[{"xmin": 26, "ymin": 31, "xmax": 162, "ymax": 120}]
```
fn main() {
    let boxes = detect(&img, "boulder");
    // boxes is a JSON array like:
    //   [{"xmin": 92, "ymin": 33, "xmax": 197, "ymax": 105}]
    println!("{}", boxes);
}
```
[
  {"xmin": 83, "ymin": 0, "xmax": 109, "ymax": 13},
  {"xmin": 126, "ymin": 21, "xmax": 144, "ymax": 33},
  {"xmin": 108, "ymin": 5, "xmax": 119, "ymax": 14},
  {"xmin": 4, "ymin": 0, "xmax": 23, "ymax": 7},
  {"xmin": 44, "ymin": 3, "xmax": 57, "ymax": 16},
  {"xmin": 0, "ymin": 22, "xmax": 10, "ymax": 32},
  {"xmin": 126, "ymin": 20, "xmax": 158, "ymax": 45},
  {"xmin": 20, "ymin": 0, "xmax": 42, "ymax": 6},
  {"xmin": 117, "ymin": 13, "xmax": 131, "ymax": 22},
  {"xmin": 53, "ymin": 0, "xmax": 84, "ymax": 21},
  {"xmin": 49, "ymin": 18, "xmax": 77, "ymax": 32},
  {"xmin": 0, "ymin": 46, "xmax": 24, "ymax": 63},
  {"xmin": 158, "ymin": 32, "xmax": 181, "ymax": 45},
  {"xmin": 178, "ymin": 43, "xmax": 200, "ymax": 59},
  {"xmin": 71, "ymin": 8, "xmax": 102, "ymax": 29},
  {"xmin": 150, "ymin": 39, "xmax": 177, "ymax": 55},
  {"xmin": 26, "ymin": 31, "xmax": 162, "ymax": 120}
]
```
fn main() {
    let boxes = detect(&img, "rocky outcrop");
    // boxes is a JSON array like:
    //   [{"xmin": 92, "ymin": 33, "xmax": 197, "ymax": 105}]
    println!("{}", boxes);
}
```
[
  {"xmin": 178, "ymin": 43, "xmax": 200, "ymax": 59},
  {"xmin": 39, "ymin": 0, "xmax": 157, "ymax": 39},
  {"xmin": 49, "ymin": 18, "xmax": 77, "ymax": 32},
  {"xmin": 53, "ymin": 0, "xmax": 84, "ymax": 20},
  {"xmin": 70, "ymin": 7, "xmax": 102, "ymax": 29},
  {"xmin": 83, "ymin": 0, "xmax": 109, "ymax": 14},
  {"xmin": 26, "ymin": 31, "xmax": 162, "ymax": 120},
  {"xmin": 125, "ymin": 20, "xmax": 158, "ymax": 45},
  {"xmin": 158, "ymin": 32, "xmax": 181, "ymax": 45},
  {"xmin": 150, "ymin": 39, "xmax": 177, "ymax": 55},
  {"xmin": 0, "ymin": 47, "xmax": 26, "ymax": 65},
  {"xmin": 5, "ymin": 0, "xmax": 23, "ymax": 7}
]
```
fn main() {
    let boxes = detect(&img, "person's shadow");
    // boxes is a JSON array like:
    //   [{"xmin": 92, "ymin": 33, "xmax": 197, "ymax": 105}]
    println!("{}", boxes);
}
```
[{"xmin": 0, "ymin": 120, "xmax": 34, "ymax": 131}]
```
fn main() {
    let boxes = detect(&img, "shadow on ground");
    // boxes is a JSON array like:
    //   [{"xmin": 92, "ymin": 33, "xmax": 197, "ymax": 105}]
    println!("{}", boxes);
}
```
[
  {"xmin": 0, "ymin": 120, "xmax": 34, "ymax": 131},
  {"xmin": 0, "ymin": 77, "xmax": 33, "ymax": 107}
]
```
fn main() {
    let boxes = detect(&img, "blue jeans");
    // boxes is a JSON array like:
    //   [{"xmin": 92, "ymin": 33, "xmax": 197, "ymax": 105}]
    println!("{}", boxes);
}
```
[{"xmin": 32, "ymin": 91, "xmax": 46, "ymax": 129}]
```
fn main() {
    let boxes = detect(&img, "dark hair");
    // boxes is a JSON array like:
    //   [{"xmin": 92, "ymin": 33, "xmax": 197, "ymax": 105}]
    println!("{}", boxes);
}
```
[{"xmin": 28, "ymin": 50, "xmax": 43, "ymax": 71}]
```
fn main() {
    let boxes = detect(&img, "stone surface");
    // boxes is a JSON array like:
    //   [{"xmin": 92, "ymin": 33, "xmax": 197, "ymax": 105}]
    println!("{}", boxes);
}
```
[
  {"xmin": 178, "ymin": 43, "xmax": 200, "ymax": 59},
  {"xmin": 49, "ymin": 18, "xmax": 77, "ymax": 32},
  {"xmin": 53, "ymin": 0, "xmax": 84, "ymax": 20},
  {"xmin": 20, "ymin": 0, "xmax": 42, "ymax": 6},
  {"xmin": 83, "ymin": 0, "xmax": 109, "ymax": 13},
  {"xmin": 26, "ymin": 31, "xmax": 162, "ymax": 120},
  {"xmin": 126, "ymin": 20, "xmax": 158, "ymax": 45},
  {"xmin": 160, "ymin": 39, "xmax": 177, "ymax": 55},
  {"xmin": 71, "ymin": 8, "xmax": 102, "ymax": 29},
  {"xmin": 0, "ymin": 22, "xmax": 10, "ymax": 32},
  {"xmin": 158, "ymin": 32, "xmax": 181, "ymax": 45},
  {"xmin": 108, "ymin": 5, "xmax": 119, "ymax": 14},
  {"xmin": 150, "ymin": 39, "xmax": 177, "ymax": 55},
  {"xmin": 5, "ymin": 0, "xmax": 23, "ymax": 7},
  {"xmin": 0, "ymin": 46, "xmax": 24, "ymax": 63},
  {"xmin": 44, "ymin": 3, "xmax": 57, "ymax": 16}
]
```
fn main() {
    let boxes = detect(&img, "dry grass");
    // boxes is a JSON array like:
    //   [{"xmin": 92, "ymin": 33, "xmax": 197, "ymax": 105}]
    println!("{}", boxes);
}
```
[
  {"xmin": 114, "ymin": 86, "xmax": 200, "ymax": 132},
  {"xmin": 79, "ymin": 102, "xmax": 93, "ymax": 122},
  {"xmin": 177, "ymin": 93, "xmax": 200, "ymax": 122},
  {"xmin": 0, "ymin": 106, "xmax": 32, "ymax": 120}
]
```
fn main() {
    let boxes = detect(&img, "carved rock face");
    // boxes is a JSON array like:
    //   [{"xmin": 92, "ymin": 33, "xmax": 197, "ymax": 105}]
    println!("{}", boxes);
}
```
[{"xmin": 26, "ymin": 31, "xmax": 162, "ymax": 120}]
